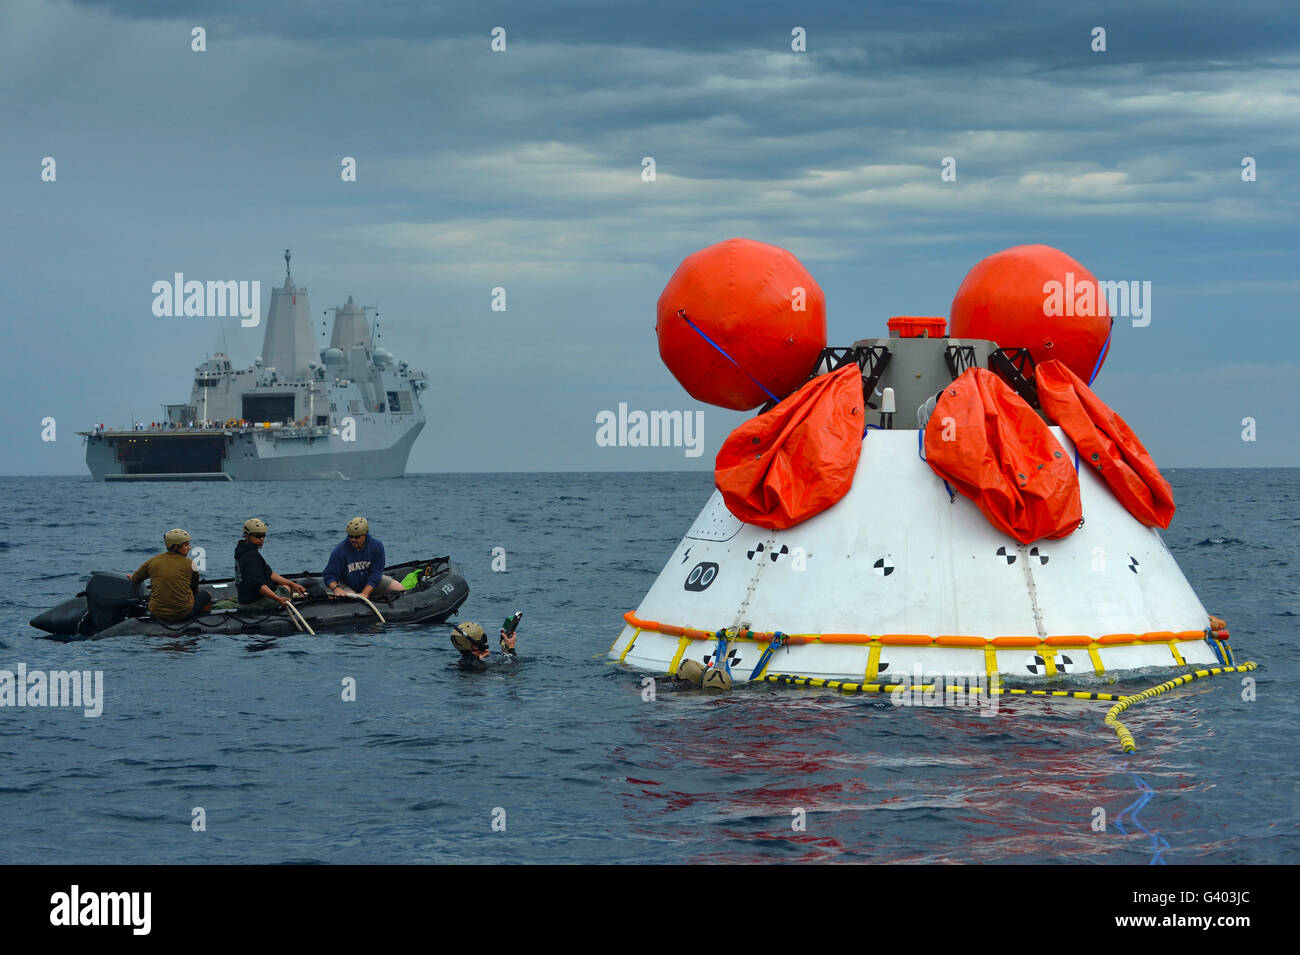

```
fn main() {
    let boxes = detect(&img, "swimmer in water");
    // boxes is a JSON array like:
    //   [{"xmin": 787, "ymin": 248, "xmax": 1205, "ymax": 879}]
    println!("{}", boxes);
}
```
[{"xmin": 451, "ymin": 621, "xmax": 518, "ymax": 671}]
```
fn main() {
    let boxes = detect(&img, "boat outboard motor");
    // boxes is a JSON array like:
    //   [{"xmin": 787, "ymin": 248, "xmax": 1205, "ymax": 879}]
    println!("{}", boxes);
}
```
[{"xmin": 81, "ymin": 571, "xmax": 144, "ymax": 635}]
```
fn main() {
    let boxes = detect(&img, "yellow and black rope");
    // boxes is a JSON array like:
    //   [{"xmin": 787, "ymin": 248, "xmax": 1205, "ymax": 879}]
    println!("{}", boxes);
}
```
[{"xmin": 761, "ymin": 662, "xmax": 1259, "ymax": 753}]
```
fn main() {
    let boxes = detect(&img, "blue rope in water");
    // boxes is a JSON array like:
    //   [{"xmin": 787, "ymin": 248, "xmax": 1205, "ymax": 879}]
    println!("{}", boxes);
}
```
[
  {"xmin": 1113, "ymin": 762, "xmax": 1170, "ymax": 865},
  {"xmin": 677, "ymin": 309, "xmax": 780, "ymax": 404}
]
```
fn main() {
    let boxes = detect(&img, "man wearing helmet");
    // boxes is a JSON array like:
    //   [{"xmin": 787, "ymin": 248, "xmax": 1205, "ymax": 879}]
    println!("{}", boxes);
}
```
[
  {"xmin": 450, "ymin": 622, "xmax": 519, "ymax": 671},
  {"xmin": 323, "ymin": 517, "xmax": 405, "ymax": 599},
  {"xmin": 235, "ymin": 518, "xmax": 308, "ymax": 611},
  {"xmin": 129, "ymin": 528, "xmax": 213, "ymax": 622}
]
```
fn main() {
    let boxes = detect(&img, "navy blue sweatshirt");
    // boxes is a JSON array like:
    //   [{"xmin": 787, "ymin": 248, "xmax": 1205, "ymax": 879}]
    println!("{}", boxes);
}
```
[{"xmin": 323, "ymin": 536, "xmax": 386, "ymax": 592}]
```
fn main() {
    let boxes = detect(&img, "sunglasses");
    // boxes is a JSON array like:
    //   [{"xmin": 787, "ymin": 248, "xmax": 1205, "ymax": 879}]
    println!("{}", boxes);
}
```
[
  {"xmin": 348, "ymin": 534, "xmax": 365, "ymax": 540},
  {"xmin": 249, "ymin": 533, "xmax": 266, "ymax": 539}
]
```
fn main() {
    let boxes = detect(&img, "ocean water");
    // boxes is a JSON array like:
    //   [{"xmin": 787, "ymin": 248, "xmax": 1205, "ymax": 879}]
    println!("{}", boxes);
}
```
[{"xmin": 0, "ymin": 469, "xmax": 1295, "ymax": 864}]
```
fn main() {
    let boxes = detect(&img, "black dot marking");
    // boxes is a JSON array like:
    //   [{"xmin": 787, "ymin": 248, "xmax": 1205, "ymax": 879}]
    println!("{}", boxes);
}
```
[{"xmin": 996, "ymin": 546, "xmax": 1016, "ymax": 564}]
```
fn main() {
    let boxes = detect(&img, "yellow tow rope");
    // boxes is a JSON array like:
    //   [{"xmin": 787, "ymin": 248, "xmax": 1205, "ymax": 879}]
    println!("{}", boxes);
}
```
[
  {"xmin": 761, "ymin": 661, "xmax": 1258, "ymax": 753},
  {"xmin": 1102, "ymin": 663, "xmax": 1256, "ymax": 752}
]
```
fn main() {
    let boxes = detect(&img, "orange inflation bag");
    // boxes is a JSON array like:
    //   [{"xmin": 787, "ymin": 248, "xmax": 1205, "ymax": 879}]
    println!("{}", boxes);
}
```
[
  {"xmin": 924, "ymin": 368, "xmax": 1082, "ymax": 544},
  {"xmin": 1034, "ymin": 359, "xmax": 1175, "ymax": 528},
  {"xmin": 715, "ymin": 364, "xmax": 864, "ymax": 530}
]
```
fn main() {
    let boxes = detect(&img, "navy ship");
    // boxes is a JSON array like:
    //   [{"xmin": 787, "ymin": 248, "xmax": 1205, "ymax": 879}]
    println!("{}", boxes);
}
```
[{"xmin": 82, "ymin": 251, "xmax": 428, "ymax": 480}]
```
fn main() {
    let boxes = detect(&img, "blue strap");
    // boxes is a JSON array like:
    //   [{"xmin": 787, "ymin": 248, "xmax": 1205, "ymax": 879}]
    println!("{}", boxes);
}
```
[
  {"xmin": 749, "ymin": 631, "xmax": 787, "ymax": 680},
  {"xmin": 1087, "ymin": 323, "xmax": 1113, "ymax": 386},
  {"xmin": 709, "ymin": 629, "xmax": 731, "ymax": 676},
  {"xmin": 678, "ymin": 309, "xmax": 779, "ymax": 404},
  {"xmin": 1205, "ymin": 632, "xmax": 1226, "ymax": 667},
  {"xmin": 918, "ymin": 429, "xmax": 956, "ymax": 501}
]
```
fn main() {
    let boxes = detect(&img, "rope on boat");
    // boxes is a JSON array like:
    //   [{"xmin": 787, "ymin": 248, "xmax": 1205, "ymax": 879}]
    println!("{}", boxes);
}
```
[
  {"xmin": 283, "ymin": 600, "xmax": 315, "ymax": 635},
  {"xmin": 351, "ymin": 592, "xmax": 386, "ymax": 624}
]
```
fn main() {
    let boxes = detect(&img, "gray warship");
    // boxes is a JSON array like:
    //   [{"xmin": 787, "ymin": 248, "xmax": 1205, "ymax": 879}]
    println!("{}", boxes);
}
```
[{"xmin": 82, "ymin": 251, "xmax": 428, "ymax": 480}]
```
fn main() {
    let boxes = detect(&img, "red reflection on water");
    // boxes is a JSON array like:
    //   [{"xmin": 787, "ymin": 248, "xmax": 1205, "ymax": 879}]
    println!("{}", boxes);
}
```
[{"xmin": 611, "ymin": 685, "xmax": 1213, "ymax": 862}]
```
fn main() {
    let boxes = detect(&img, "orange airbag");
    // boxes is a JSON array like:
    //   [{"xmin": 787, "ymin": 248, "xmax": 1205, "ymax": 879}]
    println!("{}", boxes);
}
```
[
  {"xmin": 1035, "ymin": 360, "xmax": 1175, "ymax": 528},
  {"xmin": 924, "ymin": 368, "xmax": 1081, "ymax": 543},
  {"xmin": 715, "ymin": 364, "xmax": 863, "ymax": 530}
]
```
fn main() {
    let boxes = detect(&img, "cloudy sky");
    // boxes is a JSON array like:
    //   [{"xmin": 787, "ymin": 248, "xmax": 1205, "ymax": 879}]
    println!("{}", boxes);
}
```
[{"xmin": 5, "ymin": 0, "xmax": 1297, "ymax": 474}]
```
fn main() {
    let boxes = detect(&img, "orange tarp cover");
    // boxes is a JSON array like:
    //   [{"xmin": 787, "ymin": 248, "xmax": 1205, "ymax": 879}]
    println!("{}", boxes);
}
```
[
  {"xmin": 924, "ymin": 368, "xmax": 1082, "ymax": 544},
  {"xmin": 715, "ymin": 364, "xmax": 864, "ymax": 530},
  {"xmin": 1035, "ymin": 359, "xmax": 1175, "ymax": 528}
]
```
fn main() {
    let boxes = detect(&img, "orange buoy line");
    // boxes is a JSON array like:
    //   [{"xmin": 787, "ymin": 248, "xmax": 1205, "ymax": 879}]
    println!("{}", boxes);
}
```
[{"xmin": 621, "ymin": 610, "xmax": 1209, "ymax": 649}]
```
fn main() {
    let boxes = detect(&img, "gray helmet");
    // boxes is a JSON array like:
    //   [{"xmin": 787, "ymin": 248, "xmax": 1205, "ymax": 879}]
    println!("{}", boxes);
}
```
[
  {"xmin": 243, "ymin": 518, "xmax": 268, "ymax": 535},
  {"xmin": 346, "ymin": 516, "xmax": 369, "ymax": 536},
  {"xmin": 164, "ymin": 528, "xmax": 191, "ymax": 547}
]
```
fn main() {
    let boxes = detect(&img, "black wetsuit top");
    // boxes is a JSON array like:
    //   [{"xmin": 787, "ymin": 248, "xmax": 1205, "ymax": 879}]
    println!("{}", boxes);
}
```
[
  {"xmin": 457, "ymin": 650, "xmax": 519, "ymax": 671},
  {"xmin": 234, "ymin": 540, "xmax": 274, "ymax": 604}
]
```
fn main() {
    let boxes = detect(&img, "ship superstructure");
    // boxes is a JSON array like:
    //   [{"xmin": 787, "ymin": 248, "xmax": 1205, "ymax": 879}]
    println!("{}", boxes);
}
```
[{"xmin": 82, "ymin": 251, "xmax": 428, "ymax": 480}]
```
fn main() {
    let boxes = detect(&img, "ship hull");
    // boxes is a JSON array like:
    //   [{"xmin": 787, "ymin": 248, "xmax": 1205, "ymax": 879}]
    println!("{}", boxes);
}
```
[{"xmin": 84, "ymin": 419, "xmax": 423, "ymax": 481}]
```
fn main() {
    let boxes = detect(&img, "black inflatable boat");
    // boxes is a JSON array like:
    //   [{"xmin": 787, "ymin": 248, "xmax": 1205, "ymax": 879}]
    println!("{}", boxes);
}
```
[{"xmin": 30, "ymin": 557, "xmax": 469, "ymax": 640}]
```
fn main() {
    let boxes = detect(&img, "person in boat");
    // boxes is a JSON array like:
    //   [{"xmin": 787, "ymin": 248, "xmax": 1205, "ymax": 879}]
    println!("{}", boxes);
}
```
[
  {"xmin": 235, "ymin": 518, "xmax": 308, "ymax": 611},
  {"xmin": 451, "ymin": 622, "xmax": 519, "ymax": 671},
  {"xmin": 323, "ymin": 517, "xmax": 405, "ymax": 599},
  {"xmin": 129, "ymin": 528, "xmax": 212, "ymax": 622}
]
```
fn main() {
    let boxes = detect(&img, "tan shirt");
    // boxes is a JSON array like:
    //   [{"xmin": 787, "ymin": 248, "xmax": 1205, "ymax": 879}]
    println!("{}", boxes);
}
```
[{"xmin": 130, "ymin": 552, "xmax": 199, "ymax": 620}]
